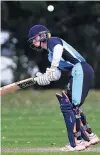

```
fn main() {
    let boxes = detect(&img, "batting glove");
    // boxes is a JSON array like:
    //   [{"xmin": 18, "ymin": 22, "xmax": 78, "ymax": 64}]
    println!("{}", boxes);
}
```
[
  {"xmin": 34, "ymin": 74, "xmax": 50, "ymax": 85},
  {"xmin": 34, "ymin": 67, "xmax": 61, "ymax": 86},
  {"xmin": 45, "ymin": 67, "xmax": 61, "ymax": 81}
]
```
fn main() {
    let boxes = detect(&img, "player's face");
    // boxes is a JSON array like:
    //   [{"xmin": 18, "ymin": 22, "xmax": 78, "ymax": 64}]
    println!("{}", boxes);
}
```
[
  {"xmin": 31, "ymin": 35, "xmax": 47, "ymax": 50},
  {"xmin": 41, "ymin": 42, "xmax": 47, "ymax": 49},
  {"xmin": 32, "ymin": 36, "xmax": 41, "ymax": 47}
]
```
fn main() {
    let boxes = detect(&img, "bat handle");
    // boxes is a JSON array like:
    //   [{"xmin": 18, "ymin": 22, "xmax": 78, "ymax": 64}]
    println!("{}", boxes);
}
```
[{"xmin": 16, "ymin": 78, "xmax": 36, "ymax": 89}]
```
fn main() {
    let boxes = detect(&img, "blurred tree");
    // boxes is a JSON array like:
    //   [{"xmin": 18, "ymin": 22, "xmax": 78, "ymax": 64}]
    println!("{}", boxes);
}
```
[{"xmin": 1, "ymin": 1, "xmax": 100, "ymax": 88}]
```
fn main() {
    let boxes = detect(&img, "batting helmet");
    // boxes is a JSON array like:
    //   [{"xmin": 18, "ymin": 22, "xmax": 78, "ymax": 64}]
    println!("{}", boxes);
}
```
[
  {"xmin": 28, "ymin": 25, "xmax": 51, "ymax": 41},
  {"xmin": 28, "ymin": 25, "xmax": 51, "ymax": 51}
]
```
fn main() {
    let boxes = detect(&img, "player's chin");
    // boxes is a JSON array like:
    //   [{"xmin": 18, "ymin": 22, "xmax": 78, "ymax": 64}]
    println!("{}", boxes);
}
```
[{"xmin": 34, "ymin": 47, "xmax": 44, "ymax": 52}]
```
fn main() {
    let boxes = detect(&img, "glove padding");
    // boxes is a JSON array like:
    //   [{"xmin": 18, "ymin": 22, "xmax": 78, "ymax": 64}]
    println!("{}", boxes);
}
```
[
  {"xmin": 36, "ymin": 72, "xmax": 43, "ymax": 77},
  {"xmin": 34, "ymin": 67, "xmax": 61, "ymax": 86},
  {"xmin": 34, "ymin": 73, "xmax": 50, "ymax": 85},
  {"xmin": 45, "ymin": 67, "xmax": 61, "ymax": 81}
]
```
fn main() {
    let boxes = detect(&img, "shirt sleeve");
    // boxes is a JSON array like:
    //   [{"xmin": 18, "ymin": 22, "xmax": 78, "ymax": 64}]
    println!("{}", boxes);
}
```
[{"xmin": 51, "ymin": 44, "xmax": 63, "ymax": 67}]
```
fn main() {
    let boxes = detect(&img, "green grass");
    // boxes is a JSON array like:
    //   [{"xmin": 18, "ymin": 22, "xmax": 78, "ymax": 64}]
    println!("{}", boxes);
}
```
[
  {"xmin": 1, "ymin": 89, "xmax": 100, "ymax": 150},
  {"xmin": 1, "ymin": 153, "xmax": 100, "ymax": 155}
]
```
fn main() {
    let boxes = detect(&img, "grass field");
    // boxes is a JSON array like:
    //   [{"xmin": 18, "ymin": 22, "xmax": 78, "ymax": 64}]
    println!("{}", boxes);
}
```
[
  {"xmin": 1, "ymin": 153, "xmax": 100, "ymax": 155},
  {"xmin": 1, "ymin": 89, "xmax": 100, "ymax": 155}
]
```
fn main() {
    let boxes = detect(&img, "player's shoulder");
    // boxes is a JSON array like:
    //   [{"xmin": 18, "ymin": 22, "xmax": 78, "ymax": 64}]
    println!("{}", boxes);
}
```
[{"xmin": 47, "ymin": 37, "xmax": 63, "ymax": 50}]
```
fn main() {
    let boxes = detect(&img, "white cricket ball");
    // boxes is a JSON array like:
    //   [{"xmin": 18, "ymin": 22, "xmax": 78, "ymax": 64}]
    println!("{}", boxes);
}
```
[{"xmin": 47, "ymin": 5, "xmax": 54, "ymax": 12}]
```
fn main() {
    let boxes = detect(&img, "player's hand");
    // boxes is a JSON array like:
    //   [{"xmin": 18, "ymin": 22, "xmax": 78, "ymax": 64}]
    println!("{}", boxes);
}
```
[
  {"xmin": 36, "ymin": 72, "xmax": 43, "ymax": 77},
  {"xmin": 45, "ymin": 67, "xmax": 61, "ymax": 81},
  {"xmin": 34, "ymin": 74, "xmax": 50, "ymax": 85},
  {"xmin": 34, "ymin": 67, "xmax": 61, "ymax": 86}
]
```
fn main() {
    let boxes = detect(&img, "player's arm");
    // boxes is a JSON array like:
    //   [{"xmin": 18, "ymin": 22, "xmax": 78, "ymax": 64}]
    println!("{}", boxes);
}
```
[
  {"xmin": 51, "ymin": 44, "xmax": 63, "ymax": 68},
  {"xmin": 34, "ymin": 43, "xmax": 63, "ymax": 86},
  {"xmin": 45, "ymin": 44, "xmax": 63, "ymax": 80}
]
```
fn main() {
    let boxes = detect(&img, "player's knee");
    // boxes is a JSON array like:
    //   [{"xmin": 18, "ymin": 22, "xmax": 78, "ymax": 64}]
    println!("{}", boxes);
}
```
[
  {"xmin": 72, "ymin": 98, "xmax": 80, "ymax": 106},
  {"xmin": 60, "ymin": 103, "xmax": 72, "ymax": 114},
  {"xmin": 56, "ymin": 91, "xmax": 73, "ymax": 113}
]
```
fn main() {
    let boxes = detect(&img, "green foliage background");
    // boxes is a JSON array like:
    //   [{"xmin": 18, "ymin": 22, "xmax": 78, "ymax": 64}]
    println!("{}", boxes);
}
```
[{"xmin": 1, "ymin": 1, "xmax": 100, "ymax": 88}]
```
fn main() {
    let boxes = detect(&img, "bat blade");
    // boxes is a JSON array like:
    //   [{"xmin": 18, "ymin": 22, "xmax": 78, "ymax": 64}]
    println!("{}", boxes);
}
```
[{"xmin": 0, "ymin": 78, "xmax": 35, "ymax": 96}]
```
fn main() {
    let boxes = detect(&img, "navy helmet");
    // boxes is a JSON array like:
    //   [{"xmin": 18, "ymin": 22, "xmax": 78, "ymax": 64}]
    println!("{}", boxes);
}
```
[{"xmin": 28, "ymin": 24, "xmax": 51, "ymax": 51}]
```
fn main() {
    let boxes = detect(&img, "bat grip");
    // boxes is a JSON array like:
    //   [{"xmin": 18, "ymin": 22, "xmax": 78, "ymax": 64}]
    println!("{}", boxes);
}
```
[{"xmin": 17, "ymin": 78, "xmax": 36, "ymax": 89}]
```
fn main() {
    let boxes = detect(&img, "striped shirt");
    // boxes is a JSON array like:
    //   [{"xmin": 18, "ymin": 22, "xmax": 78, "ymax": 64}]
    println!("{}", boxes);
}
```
[{"xmin": 47, "ymin": 37, "xmax": 86, "ymax": 71}]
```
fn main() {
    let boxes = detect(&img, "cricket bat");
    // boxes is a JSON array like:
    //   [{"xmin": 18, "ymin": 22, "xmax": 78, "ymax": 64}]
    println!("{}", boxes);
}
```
[{"xmin": 0, "ymin": 77, "xmax": 35, "ymax": 96}]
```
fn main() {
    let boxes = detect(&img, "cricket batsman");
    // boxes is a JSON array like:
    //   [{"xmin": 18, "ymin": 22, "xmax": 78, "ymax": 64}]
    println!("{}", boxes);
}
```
[{"xmin": 28, "ymin": 25, "xmax": 99, "ymax": 151}]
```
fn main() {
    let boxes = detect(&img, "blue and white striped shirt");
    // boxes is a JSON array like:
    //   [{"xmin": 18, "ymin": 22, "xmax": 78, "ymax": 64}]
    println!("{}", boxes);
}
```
[{"xmin": 47, "ymin": 37, "xmax": 86, "ymax": 71}]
